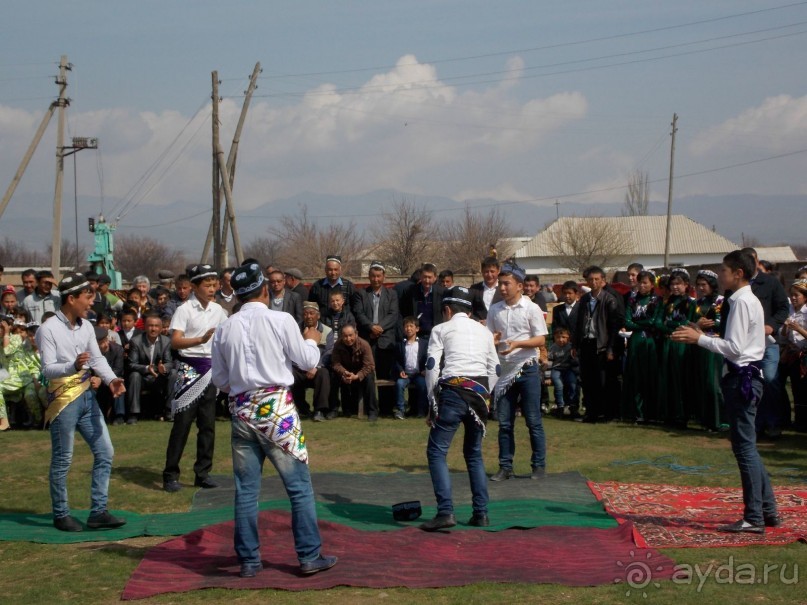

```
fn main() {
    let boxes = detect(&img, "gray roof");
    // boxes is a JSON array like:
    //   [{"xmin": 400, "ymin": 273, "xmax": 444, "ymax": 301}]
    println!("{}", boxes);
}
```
[{"xmin": 514, "ymin": 215, "xmax": 737, "ymax": 258}]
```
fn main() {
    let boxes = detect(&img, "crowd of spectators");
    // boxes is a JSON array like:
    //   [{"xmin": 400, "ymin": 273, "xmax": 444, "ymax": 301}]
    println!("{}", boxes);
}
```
[{"xmin": 0, "ymin": 250, "xmax": 804, "ymax": 435}]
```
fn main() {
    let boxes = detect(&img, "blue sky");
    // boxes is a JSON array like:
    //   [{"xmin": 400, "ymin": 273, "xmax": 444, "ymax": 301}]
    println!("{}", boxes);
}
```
[{"xmin": 1, "ymin": 1, "xmax": 806, "ymax": 230}]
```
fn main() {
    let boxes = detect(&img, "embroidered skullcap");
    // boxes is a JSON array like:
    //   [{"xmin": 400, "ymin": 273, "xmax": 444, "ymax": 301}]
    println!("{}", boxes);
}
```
[
  {"xmin": 442, "ymin": 286, "xmax": 473, "ymax": 308},
  {"xmin": 302, "ymin": 301, "xmax": 319, "ymax": 312},
  {"xmin": 369, "ymin": 260, "xmax": 385, "ymax": 272},
  {"xmin": 697, "ymin": 269, "xmax": 718, "ymax": 280},
  {"xmin": 284, "ymin": 267, "xmax": 304, "ymax": 280},
  {"xmin": 187, "ymin": 264, "xmax": 218, "ymax": 284},
  {"xmin": 231, "ymin": 263, "xmax": 265, "ymax": 296},
  {"xmin": 325, "ymin": 255, "xmax": 342, "ymax": 265},
  {"xmin": 58, "ymin": 272, "xmax": 91, "ymax": 296},
  {"xmin": 157, "ymin": 269, "xmax": 175, "ymax": 281},
  {"xmin": 669, "ymin": 267, "xmax": 690, "ymax": 282},
  {"xmin": 499, "ymin": 260, "xmax": 527, "ymax": 283}
]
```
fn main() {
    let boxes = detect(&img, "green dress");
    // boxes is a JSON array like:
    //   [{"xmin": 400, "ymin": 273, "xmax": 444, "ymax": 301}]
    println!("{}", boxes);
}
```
[
  {"xmin": 690, "ymin": 295, "xmax": 725, "ymax": 430},
  {"xmin": 654, "ymin": 295, "xmax": 694, "ymax": 426},
  {"xmin": 621, "ymin": 292, "xmax": 660, "ymax": 422}
]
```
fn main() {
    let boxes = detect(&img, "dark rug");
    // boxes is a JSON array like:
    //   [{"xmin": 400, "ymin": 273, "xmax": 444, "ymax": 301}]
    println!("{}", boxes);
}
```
[
  {"xmin": 122, "ymin": 510, "xmax": 676, "ymax": 600},
  {"xmin": 192, "ymin": 470, "xmax": 597, "ymax": 510}
]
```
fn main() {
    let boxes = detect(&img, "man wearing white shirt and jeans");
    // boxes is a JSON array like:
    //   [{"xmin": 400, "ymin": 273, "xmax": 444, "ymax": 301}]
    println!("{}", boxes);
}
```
[
  {"xmin": 487, "ymin": 262, "xmax": 548, "ymax": 481},
  {"xmin": 674, "ymin": 250, "xmax": 779, "ymax": 533},
  {"xmin": 420, "ymin": 286, "xmax": 500, "ymax": 531},
  {"xmin": 211, "ymin": 262, "xmax": 337, "ymax": 577},
  {"xmin": 37, "ymin": 273, "xmax": 127, "ymax": 532}
]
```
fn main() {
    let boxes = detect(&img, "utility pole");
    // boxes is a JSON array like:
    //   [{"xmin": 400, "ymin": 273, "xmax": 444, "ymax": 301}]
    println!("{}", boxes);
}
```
[
  {"xmin": 662, "ymin": 113, "xmax": 678, "ymax": 270},
  {"xmin": 201, "ymin": 62, "xmax": 261, "ymax": 266},
  {"xmin": 554, "ymin": 199, "xmax": 560, "ymax": 220},
  {"xmin": 211, "ymin": 71, "xmax": 222, "ymax": 269},
  {"xmin": 51, "ymin": 55, "xmax": 71, "ymax": 279},
  {"xmin": 63, "ymin": 137, "xmax": 98, "ymax": 269}
]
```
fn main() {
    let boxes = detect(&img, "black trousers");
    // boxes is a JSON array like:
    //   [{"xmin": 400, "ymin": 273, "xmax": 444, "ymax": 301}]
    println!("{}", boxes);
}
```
[
  {"xmin": 126, "ymin": 370, "xmax": 177, "ymax": 416},
  {"xmin": 579, "ymin": 339, "xmax": 608, "ymax": 419},
  {"xmin": 163, "ymin": 383, "xmax": 216, "ymax": 483},
  {"xmin": 291, "ymin": 366, "xmax": 331, "ymax": 415},
  {"xmin": 339, "ymin": 374, "xmax": 379, "ymax": 417}
]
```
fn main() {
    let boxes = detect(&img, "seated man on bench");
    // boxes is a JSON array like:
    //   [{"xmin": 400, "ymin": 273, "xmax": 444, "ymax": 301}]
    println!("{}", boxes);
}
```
[{"xmin": 125, "ymin": 312, "xmax": 177, "ymax": 422}]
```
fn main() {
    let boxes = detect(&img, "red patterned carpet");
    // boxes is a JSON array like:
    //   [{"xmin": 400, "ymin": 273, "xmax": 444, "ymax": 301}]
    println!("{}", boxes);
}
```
[
  {"xmin": 588, "ymin": 481, "xmax": 807, "ymax": 548},
  {"xmin": 122, "ymin": 510, "xmax": 676, "ymax": 600}
]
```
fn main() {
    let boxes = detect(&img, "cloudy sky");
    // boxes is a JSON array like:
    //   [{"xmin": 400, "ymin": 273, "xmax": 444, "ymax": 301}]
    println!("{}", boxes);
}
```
[{"xmin": 1, "ymin": 0, "xmax": 806, "ymax": 233}]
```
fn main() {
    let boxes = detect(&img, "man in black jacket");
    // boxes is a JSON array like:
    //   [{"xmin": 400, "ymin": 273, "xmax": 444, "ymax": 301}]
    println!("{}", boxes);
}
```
[
  {"xmin": 125, "ymin": 313, "xmax": 177, "ymax": 424},
  {"xmin": 469, "ymin": 256, "xmax": 503, "ymax": 322},
  {"xmin": 268, "ymin": 270, "xmax": 303, "ymax": 326},
  {"xmin": 308, "ymin": 255, "xmax": 355, "ymax": 317},
  {"xmin": 573, "ymin": 266, "xmax": 624, "ymax": 422},
  {"xmin": 399, "ymin": 263, "xmax": 445, "ymax": 339},
  {"xmin": 352, "ymin": 262, "xmax": 399, "ymax": 414}
]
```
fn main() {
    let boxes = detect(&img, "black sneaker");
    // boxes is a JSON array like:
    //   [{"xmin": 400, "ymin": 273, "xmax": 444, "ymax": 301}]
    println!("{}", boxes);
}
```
[
  {"xmin": 53, "ymin": 515, "xmax": 83, "ymax": 532},
  {"xmin": 325, "ymin": 410, "xmax": 339, "ymax": 420},
  {"xmin": 163, "ymin": 480, "xmax": 182, "ymax": 493},
  {"xmin": 419, "ymin": 514, "xmax": 457, "ymax": 531},
  {"xmin": 764, "ymin": 515, "xmax": 782, "ymax": 528},
  {"xmin": 300, "ymin": 554, "xmax": 338, "ymax": 575},
  {"xmin": 468, "ymin": 513, "xmax": 490, "ymax": 527},
  {"xmin": 239, "ymin": 562, "xmax": 263, "ymax": 578},
  {"xmin": 490, "ymin": 468, "xmax": 514, "ymax": 482},
  {"xmin": 312, "ymin": 411, "xmax": 325, "ymax": 422},
  {"xmin": 717, "ymin": 519, "xmax": 764, "ymax": 534},
  {"xmin": 86, "ymin": 511, "xmax": 126, "ymax": 529},
  {"xmin": 194, "ymin": 477, "xmax": 219, "ymax": 489},
  {"xmin": 530, "ymin": 466, "xmax": 546, "ymax": 480}
]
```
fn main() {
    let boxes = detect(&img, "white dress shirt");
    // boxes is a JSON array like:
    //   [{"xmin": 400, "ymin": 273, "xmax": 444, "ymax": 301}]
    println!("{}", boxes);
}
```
[
  {"xmin": 486, "ymin": 294, "xmax": 548, "ymax": 367},
  {"xmin": 426, "ymin": 312, "xmax": 499, "ymax": 400},
  {"xmin": 782, "ymin": 305, "xmax": 807, "ymax": 348},
  {"xmin": 697, "ymin": 285, "xmax": 765, "ymax": 367},
  {"xmin": 36, "ymin": 311, "xmax": 117, "ymax": 384},
  {"xmin": 482, "ymin": 282, "xmax": 498, "ymax": 310},
  {"xmin": 169, "ymin": 294, "xmax": 228, "ymax": 358},
  {"xmin": 211, "ymin": 302, "xmax": 320, "ymax": 395}
]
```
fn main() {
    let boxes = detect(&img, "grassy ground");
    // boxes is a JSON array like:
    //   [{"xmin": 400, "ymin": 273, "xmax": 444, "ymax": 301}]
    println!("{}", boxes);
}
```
[{"xmin": 0, "ymin": 415, "xmax": 805, "ymax": 604}]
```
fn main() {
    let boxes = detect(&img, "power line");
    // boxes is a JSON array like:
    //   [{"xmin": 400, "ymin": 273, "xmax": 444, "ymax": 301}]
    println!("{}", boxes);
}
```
[
  {"xmin": 123, "ymin": 208, "xmax": 210, "ymax": 229},
  {"xmin": 264, "ymin": 1, "xmax": 807, "ymax": 79}
]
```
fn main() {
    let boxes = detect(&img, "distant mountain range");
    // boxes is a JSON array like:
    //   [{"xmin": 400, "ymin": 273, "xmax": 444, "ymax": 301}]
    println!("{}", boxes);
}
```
[{"xmin": 0, "ymin": 190, "xmax": 803, "ymax": 258}]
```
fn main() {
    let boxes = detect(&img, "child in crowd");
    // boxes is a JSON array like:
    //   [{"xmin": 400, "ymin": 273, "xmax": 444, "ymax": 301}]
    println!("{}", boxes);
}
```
[
  {"xmin": 0, "ymin": 320, "xmax": 46, "ymax": 428},
  {"xmin": 323, "ymin": 290, "xmax": 355, "ymax": 341},
  {"xmin": 393, "ymin": 316, "xmax": 428, "ymax": 419},
  {"xmin": 1, "ymin": 286, "xmax": 17, "ymax": 316},
  {"xmin": 780, "ymin": 279, "xmax": 807, "ymax": 431},
  {"xmin": 621, "ymin": 270, "xmax": 660, "ymax": 423},
  {"xmin": 118, "ymin": 306, "xmax": 142, "ymax": 357},
  {"xmin": 97, "ymin": 314, "xmax": 122, "ymax": 346},
  {"xmin": 547, "ymin": 327, "xmax": 578, "ymax": 417},
  {"xmin": 655, "ymin": 268, "xmax": 693, "ymax": 427}
]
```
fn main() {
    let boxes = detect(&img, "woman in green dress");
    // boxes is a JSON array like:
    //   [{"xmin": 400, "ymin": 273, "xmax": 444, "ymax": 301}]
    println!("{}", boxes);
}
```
[
  {"xmin": 621, "ymin": 271, "xmax": 661, "ymax": 422},
  {"xmin": 690, "ymin": 269, "xmax": 726, "ymax": 431},
  {"xmin": 655, "ymin": 268, "xmax": 694, "ymax": 427}
]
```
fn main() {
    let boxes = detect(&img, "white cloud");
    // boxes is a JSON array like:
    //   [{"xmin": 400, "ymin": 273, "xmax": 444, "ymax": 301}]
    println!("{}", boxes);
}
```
[
  {"xmin": 1, "ymin": 56, "xmax": 590, "ymax": 211},
  {"xmin": 689, "ymin": 94, "xmax": 807, "ymax": 157}
]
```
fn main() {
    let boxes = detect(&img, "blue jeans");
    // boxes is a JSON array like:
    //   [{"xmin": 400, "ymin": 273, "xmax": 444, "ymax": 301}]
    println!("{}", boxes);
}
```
[
  {"xmin": 496, "ymin": 363, "xmax": 546, "ymax": 471},
  {"xmin": 49, "ymin": 389, "xmax": 114, "ymax": 519},
  {"xmin": 396, "ymin": 373, "xmax": 427, "ymax": 415},
  {"xmin": 722, "ymin": 373, "xmax": 777, "ymax": 525},
  {"xmin": 231, "ymin": 417, "xmax": 322, "ymax": 566},
  {"xmin": 551, "ymin": 368, "xmax": 578, "ymax": 407},
  {"xmin": 755, "ymin": 344, "xmax": 782, "ymax": 432},
  {"xmin": 426, "ymin": 387, "xmax": 489, "ymax": 516}
]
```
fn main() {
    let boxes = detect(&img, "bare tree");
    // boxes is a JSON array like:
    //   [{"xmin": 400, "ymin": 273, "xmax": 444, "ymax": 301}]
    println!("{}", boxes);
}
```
[
  {"xmin": 242, "ymin": 236, "xmax": 283, "ymax": 268},
  {"xmin": 0, "ymin": 237, "xmax": 48, "ymax": 267},
  {"xmin": 267, "ymin": 204, "xmax": 366, "ymax": 277},
  {"xmin": 545, "ymin": 215, "xmax": 634, "ymax": 274},
  {"xmin": 114, "ymin": 234, "xmax": 187, "ymax": 281},
  {"xmin": 47, "ymin": 239, "xmax": 89, "ymax": 272},
  {"xmin": 370, "ymin": 195, "xmax": 435, "ymax": 276},
  {"xmin": 442, "ymin": 205, "xmax": 513, "ymax": 274},
  {"xmin": 622, "ymin": 170, "xmax": 650, "ymax": 216}
]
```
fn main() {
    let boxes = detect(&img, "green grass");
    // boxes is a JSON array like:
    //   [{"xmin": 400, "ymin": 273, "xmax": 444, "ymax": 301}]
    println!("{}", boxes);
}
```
[{"xmin": 0, "ymin": 415, "xmax": 805, "ymax": 604}]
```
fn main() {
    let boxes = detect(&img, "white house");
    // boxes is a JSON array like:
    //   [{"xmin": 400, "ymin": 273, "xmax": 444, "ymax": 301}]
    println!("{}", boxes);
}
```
[{"xmin": 513, "ymin": 215, "xmax": 738, "ymax": 276}]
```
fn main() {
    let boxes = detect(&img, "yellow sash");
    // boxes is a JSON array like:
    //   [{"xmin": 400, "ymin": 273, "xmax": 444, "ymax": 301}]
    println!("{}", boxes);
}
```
[{"xmin": 44, "ymin": 370, "xmax": 92, "ymax": 424}]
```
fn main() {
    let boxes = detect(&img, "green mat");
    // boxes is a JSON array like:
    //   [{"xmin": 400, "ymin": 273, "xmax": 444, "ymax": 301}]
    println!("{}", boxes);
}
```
[{"xmin": 0, "ymin": 497, "xmax": 615, "ymax": 544}]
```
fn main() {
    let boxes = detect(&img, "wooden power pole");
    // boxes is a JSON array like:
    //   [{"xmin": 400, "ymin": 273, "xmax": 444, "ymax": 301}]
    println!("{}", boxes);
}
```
[
  {"xmin": 51, "ymin": 55, "xmax": 71, "ymax": 279},
  {"xmin": 201, "ymin": 62, "xmax": 260, "ymax": 266},
  {"xmin": 662, "ymin": 113, "xmax": 678, "ymax": 270}
]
